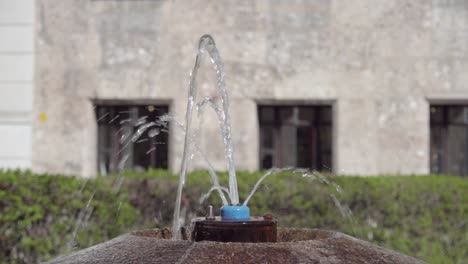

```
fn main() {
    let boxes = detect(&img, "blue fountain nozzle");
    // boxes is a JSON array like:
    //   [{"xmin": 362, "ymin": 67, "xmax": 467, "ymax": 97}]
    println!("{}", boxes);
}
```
[{"xmin": 221, "ymin": 205, "xmax": 250, "ymax": 221}]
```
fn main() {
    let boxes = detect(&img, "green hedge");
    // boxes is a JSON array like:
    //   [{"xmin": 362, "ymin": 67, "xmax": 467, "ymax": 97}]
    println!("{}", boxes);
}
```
[
  {"xmin": 0, "ymin": 170, "xmax": 137, "ymax": 263},
  {"xmin": 0, "ymin": 170, "xmax": 466, "ymax": 263}
]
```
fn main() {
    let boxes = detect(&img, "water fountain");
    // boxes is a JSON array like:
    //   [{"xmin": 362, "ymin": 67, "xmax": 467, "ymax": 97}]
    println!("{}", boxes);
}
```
[{"xmin": 45, "ymin": 35, "xmax": 426, "ymax": 264}]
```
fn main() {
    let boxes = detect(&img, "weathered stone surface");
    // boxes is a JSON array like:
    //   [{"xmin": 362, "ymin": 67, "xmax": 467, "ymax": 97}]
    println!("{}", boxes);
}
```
[
  {"xmin": 33, "ymin": 0, "xmax": 468, "ymax": 176},
  {"xmin": 45, "ymin": 228, "xmax": 426, "ymax": 264}
]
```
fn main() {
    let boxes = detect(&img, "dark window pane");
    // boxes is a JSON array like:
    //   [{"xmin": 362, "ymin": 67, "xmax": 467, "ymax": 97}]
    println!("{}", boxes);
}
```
[
  {"xmin": 430, "ymin": 126, "xmax": 443, "ymax": 173},
  {"xmin": 298, "ymin": 107, "xmax": 314, "ymax": 126},
  {"xmin": 261, "ymin": 125, "xmax": 274, "ymax": 149},
  {"xmin": 319, "ymin": 126, "xmax": 332, "ymax": 152},
  {"xmin": 319, "ymin": 126, "xmax": 332, "ymax": 171},
  {"xmin": 279, "ymin": 107, "xmax": 293, "ymax": 123},
  {"xmin": 259, "ymin": 107, "xmax": 274, "ymax": 124},
  {"xmin": 297, "ymin": 126, "xmax": 313, "ymax": 168},
  {"xmin": 446, "ymin": 125, "xmax": 468, "ymax": 175},
  {"xmin": 319, "ymin": 107, "xmax": 332, "ymax": 124},
  {"xmin": 448, "ymin": 107, "xmax": 465, "ymax": 124},
  {"xmin": 430, "ymin": 106, "xmax": 444, "ymax": 125},
  {"xmin": 262, "ymin": 154, "xmax": 273, "ymax": 169},
  {"xmin": 321, "ymin": 153, "xmax": 332, "ymax": 172},
  {"xmin": 430, "ymin": 105, "xmax": 468, "ymax": 176}
]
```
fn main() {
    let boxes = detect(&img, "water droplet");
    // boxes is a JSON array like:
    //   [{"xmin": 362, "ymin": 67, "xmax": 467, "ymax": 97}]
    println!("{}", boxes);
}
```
[
  {"xmin": 96, "ymin": 112, "xmax": 110, "ymax": 122},
  {"xmin": 146, "ymin": 147, "xmax": 156, "ymax": 154},
  {"xmin": 135, "ymin": 116, "xmax": 148, "ymax": 126},
  {"xmin": 120, "ymin": 132, "xmax": 130, "ymax": 144},
  {"xmin": 108, "ymin": 115, "xmax": 120, "ymax": 124},
  {"xmin": 148, "ymin": 128, "xmax": 160, "ymax": 138},
  {"xmin": 131, "ymin": 122, "xmax": 155, "ymax": 142},
  {"xmin": 120, "ymin": 118, "xmax": 132, "ymax": 124}
]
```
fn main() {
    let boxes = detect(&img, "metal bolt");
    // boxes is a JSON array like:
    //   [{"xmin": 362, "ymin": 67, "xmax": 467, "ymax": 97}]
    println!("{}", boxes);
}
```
[{"xmin": 206, "ymin": 205, "xmax": 215, "ymax": 220}]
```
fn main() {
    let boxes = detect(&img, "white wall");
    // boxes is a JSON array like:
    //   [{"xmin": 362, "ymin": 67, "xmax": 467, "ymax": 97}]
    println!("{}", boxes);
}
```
[{"xmin": 0, "ymin": 0, "xmax": 34, "ymax": 169}]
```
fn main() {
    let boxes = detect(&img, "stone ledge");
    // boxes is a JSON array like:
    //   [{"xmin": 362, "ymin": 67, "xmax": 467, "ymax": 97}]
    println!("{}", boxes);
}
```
[{"xmin": 45, "ymin": 228, "xmax": 427, "ymax": 264}]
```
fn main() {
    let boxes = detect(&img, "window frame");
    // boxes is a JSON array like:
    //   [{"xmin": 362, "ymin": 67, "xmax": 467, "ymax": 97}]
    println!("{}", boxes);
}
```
[
  {"xmin": 257, "ymin": 103, "xmax": 333, "ymax": 171},
  {"xmin": 429, "ymin": 104, "xmax": 468, "ymax": 176}
]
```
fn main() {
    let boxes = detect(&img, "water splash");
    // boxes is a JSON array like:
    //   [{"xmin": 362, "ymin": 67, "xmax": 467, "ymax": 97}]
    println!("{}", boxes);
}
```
[
  {"xmin": 131, "ymin": 122, "xmax": 155, "ymax": 142},
  {"xmin": 148, "ymin": 128, "xmax": 160, "ymax": 138}
]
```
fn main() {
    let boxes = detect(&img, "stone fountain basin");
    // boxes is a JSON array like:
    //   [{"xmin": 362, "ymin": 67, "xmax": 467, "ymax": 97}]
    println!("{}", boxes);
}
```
[{"xmin": 45, "ymin": 228, "xmax": 426, "ymax": 264}]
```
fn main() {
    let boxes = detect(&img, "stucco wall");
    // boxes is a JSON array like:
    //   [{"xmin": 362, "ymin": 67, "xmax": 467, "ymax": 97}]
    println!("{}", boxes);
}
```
[{"xmin": 33, "ymin": 0, "xmax": 468, "ymax": 176}]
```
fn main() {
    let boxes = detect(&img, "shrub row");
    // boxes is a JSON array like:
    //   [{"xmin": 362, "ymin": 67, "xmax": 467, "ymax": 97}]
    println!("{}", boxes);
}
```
[{"xmin": 0, "ymin": 169, "xmax": 466, "ymax": 263}]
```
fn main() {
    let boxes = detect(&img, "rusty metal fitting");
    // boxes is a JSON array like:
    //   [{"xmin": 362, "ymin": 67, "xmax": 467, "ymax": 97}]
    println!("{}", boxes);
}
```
[{"xmin": 263, "ymin": 214, "xmax": 274, "ymax": 221}]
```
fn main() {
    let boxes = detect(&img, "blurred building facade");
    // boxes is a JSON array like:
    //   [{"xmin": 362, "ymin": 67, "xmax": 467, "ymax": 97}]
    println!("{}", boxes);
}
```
[
  {"xmin": 0, "ymin": 0, "xmax": 34, "ymax": 169},
  {"xmin": 2, "ymin": 0, "xmax": 468, "ymax": 177}
]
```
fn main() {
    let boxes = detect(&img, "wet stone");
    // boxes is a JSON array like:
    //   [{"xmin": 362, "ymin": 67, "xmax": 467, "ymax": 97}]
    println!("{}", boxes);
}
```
[{"xmin": 45, "ymin": 228, "xmax": 427, "ymax": 264}]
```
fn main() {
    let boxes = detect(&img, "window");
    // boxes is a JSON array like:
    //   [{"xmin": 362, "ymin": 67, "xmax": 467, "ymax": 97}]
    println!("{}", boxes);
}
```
[
  {"xmin": 430, "ymin": 105, "xmax": 468, "ymax": 176},
  {"xmin": 258, "ymin": 105, "xmax": 332, "ymax": 171},
  {"xmin": 95, "ymin": 105, "xmax": 169, "ymax": 174}
]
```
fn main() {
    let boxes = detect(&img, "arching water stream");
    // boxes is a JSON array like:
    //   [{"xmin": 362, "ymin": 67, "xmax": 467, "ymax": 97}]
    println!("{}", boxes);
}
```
[
  {"xmin": 171, "ymin": 35, "xmax": 239, "ymax": 239},
  {"xmin": 170, "ymin": 35, "xmax": 351, "ymax": 239}
]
